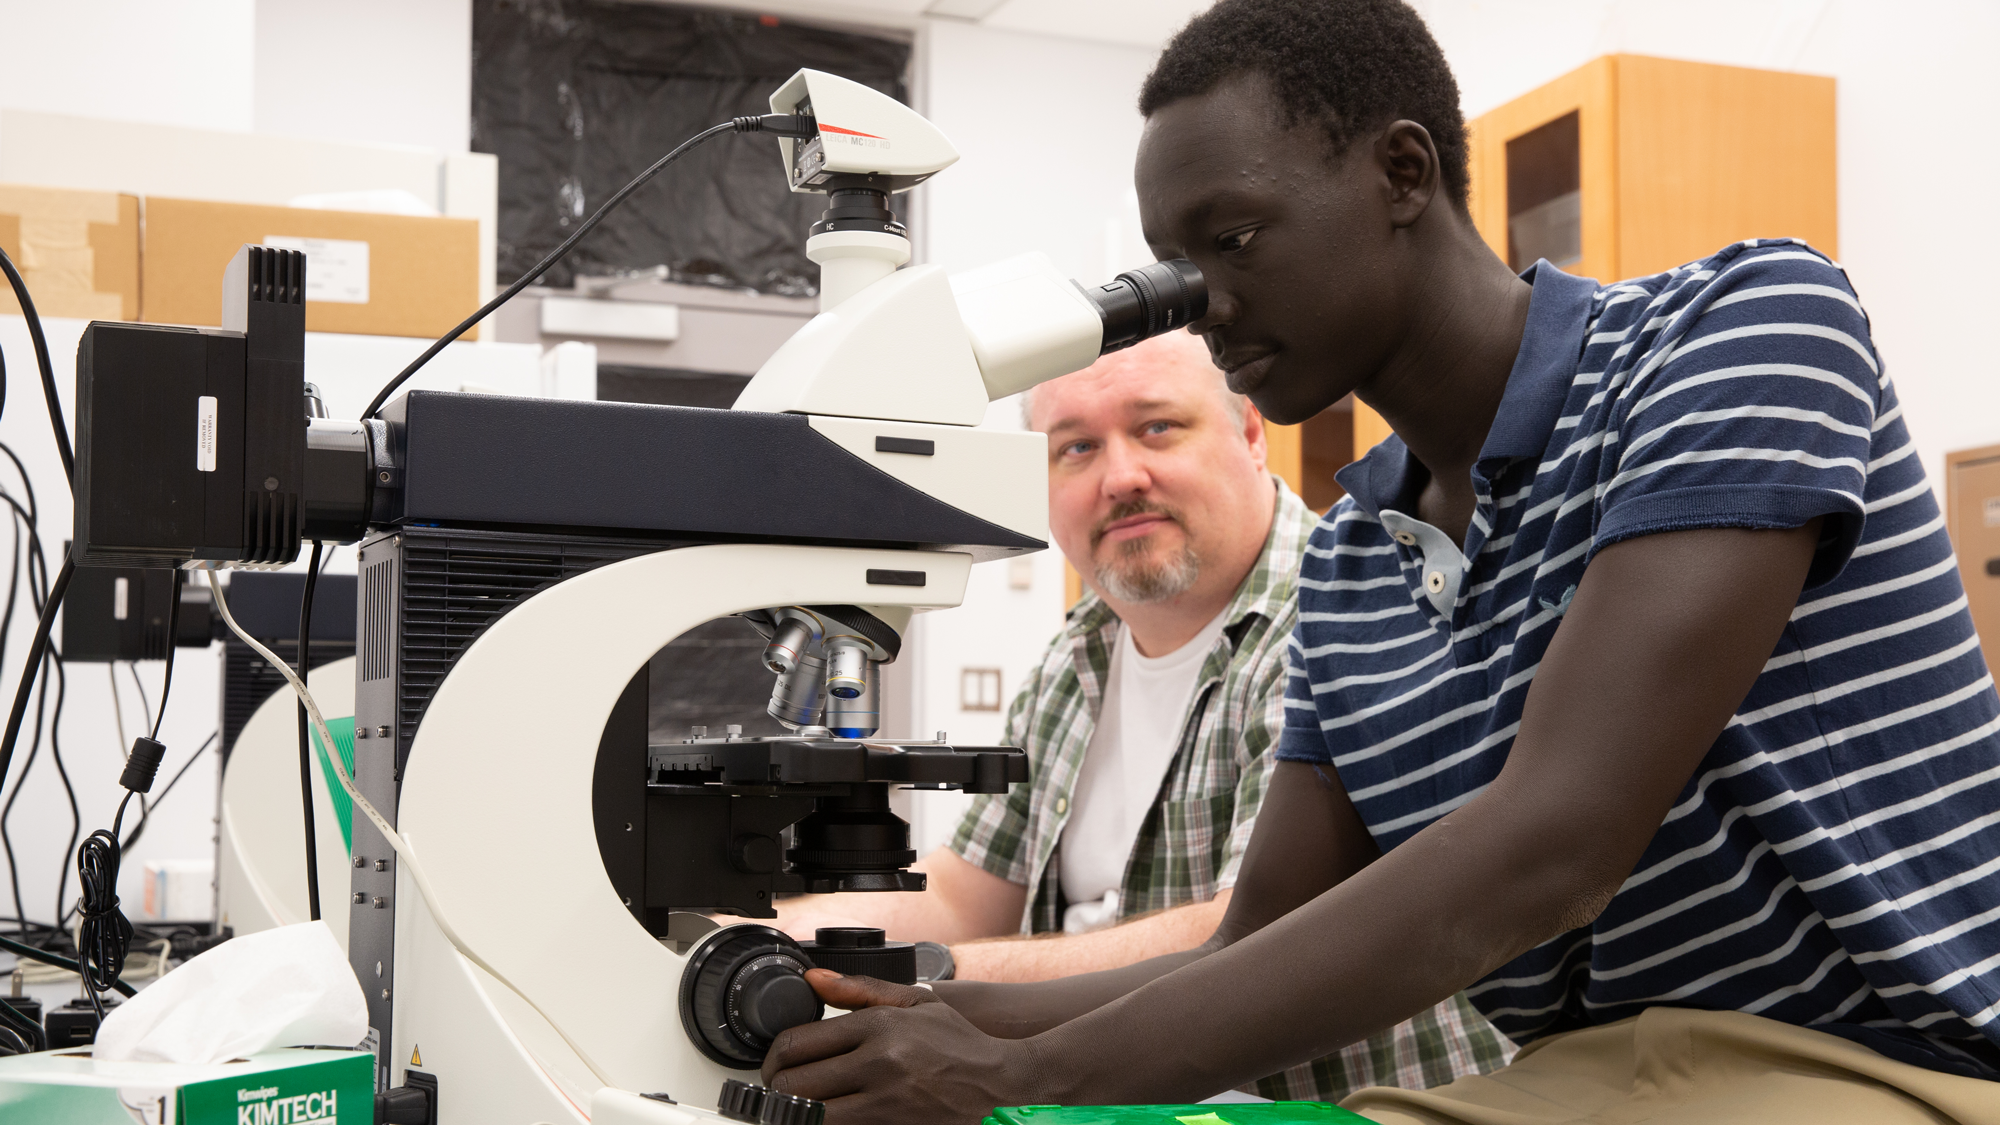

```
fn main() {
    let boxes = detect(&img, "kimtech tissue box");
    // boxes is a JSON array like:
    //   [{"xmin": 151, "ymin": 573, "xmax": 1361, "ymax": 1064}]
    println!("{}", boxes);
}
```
[{"xmin": 0, "ymin": 1046, "xmax": 371, "ymax": 1125}]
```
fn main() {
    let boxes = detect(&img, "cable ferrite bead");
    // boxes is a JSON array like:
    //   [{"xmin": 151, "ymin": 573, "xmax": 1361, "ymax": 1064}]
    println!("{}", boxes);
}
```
[{"xmin": 119, "ymin": 737, "xmax": 166, "ymax": 794}]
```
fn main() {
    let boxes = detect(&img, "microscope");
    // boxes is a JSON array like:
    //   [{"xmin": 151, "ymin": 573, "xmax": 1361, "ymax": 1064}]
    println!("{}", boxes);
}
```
[{"xmin": 69, "ymin": 70, "xmax": 1204, "ymax": 1124}]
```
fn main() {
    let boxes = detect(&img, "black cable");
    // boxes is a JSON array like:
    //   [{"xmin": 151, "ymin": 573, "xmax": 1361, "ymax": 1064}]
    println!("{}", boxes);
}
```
[
  {"xmin": 120, "ymin": 731, "xmax": 218, "ymax": 852},
  {"xmin": 0, "ymin": 495, "xmax": 52, "ymax": 942},
  {"xmin": 76, "ymin": 792, "xmax": 136, "ymax": 1021},
  {"xmin": 45, "ymin": 653, "xmax": 78, "ymax": 936},
  {"xmin": 153, "ymin": 572, "xmax": 184, "ymax": 741},
  {"xmin": 1, "ymin": 650, "xmax": 52, "ymax": 944},
  {"xmin": 0, "ymin": 518, "xmax": 21, "ymax": 935},
  {"xmin": 0, "ymin": 551, "xmax": 70, "ymax": 826},
  {"xmin": 360, "ymin": 118, "xmax": 744, "ymax": 419},
  {"xmin": 296, "ymin": 542, "xmax": 324, "ymax": 921},
  {"xmin": 0, "ymin": 445, "xmax": 36, "ymax": 526},
  {"xmin": 0, "ymin": 246, "xmax": 74, "ymax": 482},
  {"xmin": 0, "ymin": 928, "xmax": 133, "ymax": 1001}
]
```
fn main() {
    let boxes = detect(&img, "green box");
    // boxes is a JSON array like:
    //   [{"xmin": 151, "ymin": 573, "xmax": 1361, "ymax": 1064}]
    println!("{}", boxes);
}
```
[
  {"xmin": 985, "ymin": 1103, "xmax": 1375, "ymax": 1125},
  {"xmin": 0, "ymin": 1046, "xmax": 371, "ymax": 1124}
]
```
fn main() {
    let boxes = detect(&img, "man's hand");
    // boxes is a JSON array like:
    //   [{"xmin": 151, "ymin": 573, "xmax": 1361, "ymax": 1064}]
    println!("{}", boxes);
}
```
[{"xmin": 764, "ymin": 970, "xmax": 1043, "ymax": 1125}]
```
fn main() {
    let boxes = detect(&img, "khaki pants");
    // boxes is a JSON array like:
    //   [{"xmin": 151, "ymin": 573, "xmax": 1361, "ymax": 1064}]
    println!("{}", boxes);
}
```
[{"xmin": 1342, "ymin": 1008, "xmax": 2000, "ymax": 1125}]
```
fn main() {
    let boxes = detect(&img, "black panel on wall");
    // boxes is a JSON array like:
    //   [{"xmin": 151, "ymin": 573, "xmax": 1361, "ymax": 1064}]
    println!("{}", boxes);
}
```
[{"xmin": 472, "ymin": 0, "xmax": 911, "ymax": 295}]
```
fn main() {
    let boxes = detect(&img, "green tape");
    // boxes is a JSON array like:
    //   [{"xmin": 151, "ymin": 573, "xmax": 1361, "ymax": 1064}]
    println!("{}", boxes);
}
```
[
  {"xmin": 984, "ymin": 1104, "xmax": 1375, "ymax": 1125},
  {"xmin": 308, "ymin": 716, "xmax": 357, "ymax": 854}
]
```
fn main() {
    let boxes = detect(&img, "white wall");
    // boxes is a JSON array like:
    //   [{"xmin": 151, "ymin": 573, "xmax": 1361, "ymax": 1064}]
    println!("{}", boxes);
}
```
[
  {"xmin": 0, "ymin": 1, "xmax": 255, "ymax": 132},
  {"xmin": 253, "ymin": 0, "xmax": 473, "ymax": 154},
  {"xmin": 0, "ymin": 0, "xmax": 473, "ymax": 152},
  {"xmin": 1408, "ymin": 0, "xmax": 2000, "ymax": 497}
]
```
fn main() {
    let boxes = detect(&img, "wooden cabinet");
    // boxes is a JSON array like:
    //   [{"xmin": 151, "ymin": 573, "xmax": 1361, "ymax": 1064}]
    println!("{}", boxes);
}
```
[
  {"xmin": 1947, "ymin": 446, "xmax": 2000, "ymax": 681},
  {"xmin": 1352, "ymin": 54, "xmax": 1838, "ymax": 458}
]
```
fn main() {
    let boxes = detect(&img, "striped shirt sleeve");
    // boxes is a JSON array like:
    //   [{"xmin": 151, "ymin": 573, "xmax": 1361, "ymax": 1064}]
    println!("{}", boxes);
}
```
[{"xmin": 1595, "ymin": 249, "xmax": 1879, "ymax": 586}]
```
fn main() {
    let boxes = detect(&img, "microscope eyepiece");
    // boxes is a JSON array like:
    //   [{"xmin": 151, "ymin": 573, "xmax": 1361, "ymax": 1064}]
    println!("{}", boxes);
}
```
[{"xmin": 1086, "ymin": 259, "xmax": 1207, "ymax": 354}]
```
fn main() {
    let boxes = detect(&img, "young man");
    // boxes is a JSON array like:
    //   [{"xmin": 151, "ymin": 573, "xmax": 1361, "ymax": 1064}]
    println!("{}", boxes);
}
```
[
  {"xmin": 760, "ymin": 2, "xmax": 2000, "ymax": 1122},
  {"xmin": 774, "ymin": 329, "xmax": 1511, "ymax": 1101}
]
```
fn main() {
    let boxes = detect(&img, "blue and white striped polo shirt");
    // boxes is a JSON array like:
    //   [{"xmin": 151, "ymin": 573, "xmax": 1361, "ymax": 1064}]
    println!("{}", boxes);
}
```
[{"xmin": 1278, "ymin": 242, "xmax": 2000, "ymax": 1078}]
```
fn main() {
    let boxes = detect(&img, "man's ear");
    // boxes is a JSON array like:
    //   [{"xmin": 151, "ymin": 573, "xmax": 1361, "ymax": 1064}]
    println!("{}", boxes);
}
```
[
  {"xmin": 1376, "ymin": 119, "xmax": 1442, "ymax": 229},
  {"xmin": 1241, "ymin": 399, "xmax": 1270, "ymax": 473}
]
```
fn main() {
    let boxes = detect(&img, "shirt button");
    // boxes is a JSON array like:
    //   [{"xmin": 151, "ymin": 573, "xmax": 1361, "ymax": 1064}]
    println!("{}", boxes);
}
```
[
  {"xmin": 1426, "ymin": 571, "xmax": 1446, "ymax": 594},
  {"xmin": 1056, "ymin": 796, "xmax": 1068, "ymax": 815},
  {"xmin": 1393, "ymin": 531, "xmax": 1417, "ymax": 546}
]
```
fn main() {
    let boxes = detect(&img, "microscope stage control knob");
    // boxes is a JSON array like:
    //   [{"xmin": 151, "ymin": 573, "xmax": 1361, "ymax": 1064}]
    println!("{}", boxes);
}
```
[
  {"xmin": 680, "ymin": 925, "xmax": 825, "ymax": 1068},
  {"xmin": 715, "ymin": 1080, "xmax": 827, "ymax": 1125}
]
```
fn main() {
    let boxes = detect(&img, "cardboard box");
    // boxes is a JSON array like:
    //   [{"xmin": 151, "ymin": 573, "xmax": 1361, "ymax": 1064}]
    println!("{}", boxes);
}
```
[
  {"xmin": 0, "ymin": 1046, "xmax": 371, "ymax": 1124},
  {"xmin": 0, "ymin": 183, "xmax": 140, "ymax": 320},
  {"xmin": 143, "ymin": 197, "xmax": 479, "ymax": 339}
]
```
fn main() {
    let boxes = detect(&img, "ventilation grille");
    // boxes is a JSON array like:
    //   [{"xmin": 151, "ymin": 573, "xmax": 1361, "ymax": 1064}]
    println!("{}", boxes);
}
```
[
  {"xmin": 246, "ymin": 245, "xmax": 305, "ymax": 305},
  {"xmin": 392, "ymin": 532, "xmax": 672, "ymax": 772},
  {"xmin": 362, "ymin": 559, "xmax": 395, "ymax": 682},
  {"xmin": 221, "ymin": 638, "xmax": 355, "ymax": 759},
  {"xmin": 243, "ymin": 489, "xmax": 300, "ymax": 565}
]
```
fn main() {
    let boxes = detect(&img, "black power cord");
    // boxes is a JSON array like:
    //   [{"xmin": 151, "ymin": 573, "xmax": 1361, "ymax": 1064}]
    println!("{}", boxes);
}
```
[
  {"xmin": 297, "ymin": 542, "xmax": 324, "ymax": 922},
  {"xmin": 359, "ymin": 113, "xmax": 814, "ymax": 419},
  {"xmin": 119, "ymin": 731, "xmax": 219, "ymax": 852},
  {"xmin": 75, "ymin": 791, "xmax": 138, "ymax": 1022},
  {"xmin": 71, "ymin": 571, "xmax": 183, "ymax": 1021},
  {"xmin": 0, "ymin": 247, "xmax": 73, "ymax": 482},
  {"xmin": 0, "ymin": 552, "xmax": 72, "ymax": 816}
]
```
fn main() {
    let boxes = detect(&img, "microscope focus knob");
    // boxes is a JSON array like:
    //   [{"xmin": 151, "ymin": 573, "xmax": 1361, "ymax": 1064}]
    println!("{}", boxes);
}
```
[
  {"xmin": 732, "ymin": 954, "xmax": 822, "ymax": 1041},
  {"xmin": 680, "ymin": 925, "xmax": 825, "ymax": 1068}
]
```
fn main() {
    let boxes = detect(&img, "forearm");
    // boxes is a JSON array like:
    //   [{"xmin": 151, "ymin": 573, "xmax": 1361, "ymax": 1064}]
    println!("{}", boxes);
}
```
[
  {"xmin": 935, "ymin": 947, "xmax": 1210, "ymax": 1038},
  {"xmin": 1020, "ymin": 794, "xmax": 1580, "ymax": 1103},
  {"xmin": 770, "ymin": 848, "xmax": 1028, "ymax": 945},
  {"xmin": 953, "ymin": 895, "xmax": 1231, "ymax": 983}
]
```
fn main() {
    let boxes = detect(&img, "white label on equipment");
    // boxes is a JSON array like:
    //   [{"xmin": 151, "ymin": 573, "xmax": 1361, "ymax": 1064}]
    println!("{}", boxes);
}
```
[
  {"xmin": 113, "ymin": 577, "xmax": 128, "ymax": 621},
  {"xmin": 197, "ymin": 396, "xmax": 218, "ymax": 472},
  {"xmin": 1985, "ymin": 497, "xmax": 2000, "ymax": 528},
  {"xmin": 263, "ymin": 235, "xmax": 371, "ymax": 304}
]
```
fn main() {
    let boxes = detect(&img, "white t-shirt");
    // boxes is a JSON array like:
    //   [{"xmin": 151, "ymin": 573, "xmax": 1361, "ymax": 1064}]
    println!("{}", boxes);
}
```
[{"xmin": 1058, "ymin": 607, "xmax": 1231, "ymax": 933}]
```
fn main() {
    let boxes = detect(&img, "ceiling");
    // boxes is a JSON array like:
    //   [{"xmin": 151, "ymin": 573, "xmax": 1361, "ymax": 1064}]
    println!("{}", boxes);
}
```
[{"xmin": 676, "ymin": 0, "xmax": 1215, "ymax": 50}]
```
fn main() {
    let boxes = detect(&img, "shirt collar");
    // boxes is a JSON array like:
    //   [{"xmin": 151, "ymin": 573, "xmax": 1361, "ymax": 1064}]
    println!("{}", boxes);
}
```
[{"xmin": 1334, "ymin": 260, "xmax": 1598, "ymax": 518}]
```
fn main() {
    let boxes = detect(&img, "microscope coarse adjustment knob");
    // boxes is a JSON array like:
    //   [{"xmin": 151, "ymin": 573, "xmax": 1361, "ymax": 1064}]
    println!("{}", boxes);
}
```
[{"xmin": 680, "ymin": 925, "xmax": 825, "ymax": 1068}]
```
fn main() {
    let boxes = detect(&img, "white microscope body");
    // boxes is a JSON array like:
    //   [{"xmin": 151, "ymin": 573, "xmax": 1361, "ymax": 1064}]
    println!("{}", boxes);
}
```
[{"xmin": 353, "ymin": 71, "xmax": 1205, "ymax": 1124}]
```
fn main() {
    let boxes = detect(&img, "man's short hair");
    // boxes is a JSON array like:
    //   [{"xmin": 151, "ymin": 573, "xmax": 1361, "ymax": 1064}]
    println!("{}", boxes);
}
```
[
  {"xmin": 1138, "ymin": 0, "xmax": 1470, "ymax": 210},
  {"xmin": 1021, "ymin": 330, "xmax": 1247, "ymax": 432}
]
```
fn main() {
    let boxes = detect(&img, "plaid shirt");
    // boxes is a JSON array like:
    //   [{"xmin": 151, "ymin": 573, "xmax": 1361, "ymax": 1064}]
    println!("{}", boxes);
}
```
[{"xmin": 951, "ymin": 479, "xmax": 1514, "ymax": 1101}]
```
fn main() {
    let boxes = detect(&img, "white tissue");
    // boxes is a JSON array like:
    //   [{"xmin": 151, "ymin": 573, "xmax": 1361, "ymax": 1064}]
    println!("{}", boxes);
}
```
[{"xmin": 93, "ymin": 921, "xmax": 368, "ymax": 1064}]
